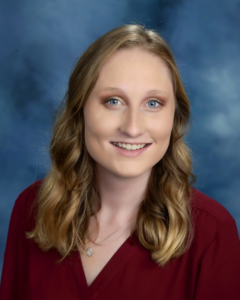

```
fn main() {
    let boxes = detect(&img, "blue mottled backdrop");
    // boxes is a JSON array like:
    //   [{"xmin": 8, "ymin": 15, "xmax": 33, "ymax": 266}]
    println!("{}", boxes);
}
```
[{"xmin": 1, "ymin": 0, "xmax": 240, "ymax": 275}]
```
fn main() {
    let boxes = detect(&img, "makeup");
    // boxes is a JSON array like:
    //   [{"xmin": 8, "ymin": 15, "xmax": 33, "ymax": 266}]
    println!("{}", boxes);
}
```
[{"xmin": 84, "ymin": 47, "xmax": 175, "ymax": 179}]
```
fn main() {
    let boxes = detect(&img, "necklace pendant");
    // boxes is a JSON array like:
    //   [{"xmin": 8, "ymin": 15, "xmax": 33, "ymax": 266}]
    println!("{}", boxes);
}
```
[{"xmin": 86, "ymin": 247, "xmax": 94, "ymax": 257}]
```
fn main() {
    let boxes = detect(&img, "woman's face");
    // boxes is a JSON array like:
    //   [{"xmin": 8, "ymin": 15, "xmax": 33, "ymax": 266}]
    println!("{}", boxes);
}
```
[{"xmin": 83, "ymin": 47, "xmax": 175, "ymax": 179}]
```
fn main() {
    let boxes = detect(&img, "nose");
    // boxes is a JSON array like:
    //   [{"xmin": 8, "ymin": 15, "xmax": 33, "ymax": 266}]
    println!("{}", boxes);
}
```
[{"xmin": 119, "ymin": 108, "xmax": 145, "ymax": 137}]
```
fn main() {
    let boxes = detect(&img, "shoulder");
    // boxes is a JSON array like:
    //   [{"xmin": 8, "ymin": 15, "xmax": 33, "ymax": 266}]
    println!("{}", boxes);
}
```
[
  {"xmin": 16, "ymin": 179, "xmax": 43, "ymax": 206},
  {"xmin": 190, "ymin": 188, "xmax": 239, "ymax": 254},
  {"xmin": 190, "ymin": 188, "xmax": 233, "ymax": 225},
  {"xmin": 188, "ymin": 189, "xmax": 240, "ymax": 297},
  {"xmin": 12, "ymin": 180, "xmax": 44, "ymax": 229}
]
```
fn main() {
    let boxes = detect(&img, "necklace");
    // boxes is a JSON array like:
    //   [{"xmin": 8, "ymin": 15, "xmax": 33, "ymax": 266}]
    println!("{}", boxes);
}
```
[{"xmin": 84, "ymin": 222, "xmax": 131, "ymax": 257}]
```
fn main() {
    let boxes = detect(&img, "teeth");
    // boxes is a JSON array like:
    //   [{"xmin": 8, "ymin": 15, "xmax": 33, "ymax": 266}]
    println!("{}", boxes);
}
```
[{"xmin": 113, "ymin": 142, "xmax": 147, "ymax": 150}]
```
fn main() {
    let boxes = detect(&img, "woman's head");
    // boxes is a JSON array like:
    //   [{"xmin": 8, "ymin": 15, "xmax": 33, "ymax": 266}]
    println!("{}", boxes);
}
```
[
  {"xmin": 59, "ymin": 24, "xmax": 191, "ymax": 179},
  {"xmin": 83, "ymin": 46, "xmax": 175, "ymax": 180}
]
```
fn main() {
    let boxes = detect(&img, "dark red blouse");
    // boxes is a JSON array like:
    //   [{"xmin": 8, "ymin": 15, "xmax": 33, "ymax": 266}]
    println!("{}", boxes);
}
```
[{"xmin": 1, "ymin": 180, "xmax": 240, "ymax": 300}]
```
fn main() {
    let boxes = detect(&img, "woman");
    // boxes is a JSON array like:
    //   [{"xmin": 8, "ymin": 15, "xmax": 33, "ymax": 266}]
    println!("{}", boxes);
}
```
[{"xmin": 1, "ymin": 24, "xmax": 240, "ymax": 300}]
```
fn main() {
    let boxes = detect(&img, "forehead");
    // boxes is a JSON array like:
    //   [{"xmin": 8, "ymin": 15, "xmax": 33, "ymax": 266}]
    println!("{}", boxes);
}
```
[
  {"xmin": 100, "ymin": 46, "xmax": 172, "ymax": 76},
  {"xmin": 92, "ymin": 47, "xmax": 174, "ymax": 95}
]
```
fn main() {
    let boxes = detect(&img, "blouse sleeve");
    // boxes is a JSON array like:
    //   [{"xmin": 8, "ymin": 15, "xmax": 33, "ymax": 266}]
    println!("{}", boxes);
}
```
[
  {"xmin": 0, "ymin": 183, "xmax": 37, "ymax": 300},
  {"xmin": 0, "ymin": 194, "xmax": 23, "ymax": 299},
  {"xmin": 195, "ymin": 217, "xmax": 240, "ymax": 299}
]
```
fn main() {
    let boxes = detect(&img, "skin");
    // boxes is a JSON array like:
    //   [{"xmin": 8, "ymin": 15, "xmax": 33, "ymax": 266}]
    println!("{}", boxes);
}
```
[
  {"xmin": 82, "ymin": 47, "xmax": 175, "ymax": 286},
  {"xmin": 84, "ymin": 46, "xmax": 175, "ymax": 213}
]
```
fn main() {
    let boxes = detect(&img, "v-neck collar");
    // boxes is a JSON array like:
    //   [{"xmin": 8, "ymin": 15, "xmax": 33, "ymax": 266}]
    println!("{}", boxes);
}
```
[{"xmin": 68, "ymin": 232, "xmax": 140, "ymax": 300}]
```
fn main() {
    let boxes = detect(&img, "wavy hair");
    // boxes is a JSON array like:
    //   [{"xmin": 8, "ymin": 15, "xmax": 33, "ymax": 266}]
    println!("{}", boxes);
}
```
[{"xmin": 27, "ymin": 24, "xmax": 195, "ymax": 266}]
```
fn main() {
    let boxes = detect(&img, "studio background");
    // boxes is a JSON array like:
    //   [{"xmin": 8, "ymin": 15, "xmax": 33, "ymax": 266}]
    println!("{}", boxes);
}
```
[{"xmin": 1, "ymin": 0, "xmax": 240, "ymax": 276}]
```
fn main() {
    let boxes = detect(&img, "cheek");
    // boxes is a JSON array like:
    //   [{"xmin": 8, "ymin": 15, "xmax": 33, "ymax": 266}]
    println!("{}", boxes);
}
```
[
  {"xmin": 84, "ymin": 109, "xmax": 118, "ymax": 144},
  {"xmin": 149, "ymin": 115, "xmax": 174, "ymax": 141}
]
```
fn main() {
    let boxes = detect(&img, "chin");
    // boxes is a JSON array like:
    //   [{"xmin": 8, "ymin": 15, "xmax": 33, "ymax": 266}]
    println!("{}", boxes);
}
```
[{"xmin": 110, "ymin": 166, "xmax": 152, "ymax": 179}]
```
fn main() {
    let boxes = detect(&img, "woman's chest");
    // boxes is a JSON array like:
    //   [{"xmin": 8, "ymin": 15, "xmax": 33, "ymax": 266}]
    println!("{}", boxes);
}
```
[
  {"xmin": 80, "ymin": 234, "xmax": 130, "ymax": 286},
  {"xmin": 20, "ymin": 237, "xmax": 199, "ymax": 300}
]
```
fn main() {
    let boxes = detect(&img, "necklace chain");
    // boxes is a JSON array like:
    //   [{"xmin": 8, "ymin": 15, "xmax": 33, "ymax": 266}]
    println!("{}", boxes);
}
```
[{"xmin": 84, "ymin": 221, "xmax": 131, "ymax": 257}]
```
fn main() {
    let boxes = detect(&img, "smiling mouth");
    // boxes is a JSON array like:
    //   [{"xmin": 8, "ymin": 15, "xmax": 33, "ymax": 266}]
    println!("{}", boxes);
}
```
[{"xmin": 110, "ymin": 142, "xmax": 151, "ymax": 151}]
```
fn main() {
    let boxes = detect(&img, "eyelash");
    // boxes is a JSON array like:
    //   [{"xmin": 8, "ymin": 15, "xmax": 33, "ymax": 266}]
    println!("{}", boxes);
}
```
[{"xmin": 106, "ymin": 98, "xmax": 162, "ymax": 109}]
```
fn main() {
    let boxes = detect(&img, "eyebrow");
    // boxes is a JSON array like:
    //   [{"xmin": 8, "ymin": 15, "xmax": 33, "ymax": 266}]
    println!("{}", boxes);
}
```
[{"xmin": 100, "ymin": 87, "xmax": 170, "ymax": 98}]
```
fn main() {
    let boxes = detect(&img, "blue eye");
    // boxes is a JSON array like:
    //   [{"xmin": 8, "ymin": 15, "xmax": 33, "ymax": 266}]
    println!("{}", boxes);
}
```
[
  {"xmin": 147, "ymin": 100, "xmax": 161, "ymax": 108},
  {"xmin": 107, "ymin": 98, "xmax": 120, "ymax": 105}
]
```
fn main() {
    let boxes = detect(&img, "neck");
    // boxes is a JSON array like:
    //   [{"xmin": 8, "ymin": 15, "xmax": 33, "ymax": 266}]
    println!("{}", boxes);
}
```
[{"xmin": 95, "ymin": 165, "xmax": 151, "ymax": 224}]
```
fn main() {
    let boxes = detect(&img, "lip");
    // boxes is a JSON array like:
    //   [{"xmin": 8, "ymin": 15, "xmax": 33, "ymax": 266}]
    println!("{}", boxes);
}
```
[
  {"xmin": 110, "ymin": 142, "xmax": 152, "ymax": 157},
  {"xmin": 110, "ymin": 141, "xmax": 150, "ymax": 145}
]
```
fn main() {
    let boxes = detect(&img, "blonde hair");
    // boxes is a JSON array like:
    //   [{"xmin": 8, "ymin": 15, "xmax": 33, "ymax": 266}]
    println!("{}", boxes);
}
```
[{"xmin": 28, "ymin": 24, "xmax": 195, "ymax": 266}]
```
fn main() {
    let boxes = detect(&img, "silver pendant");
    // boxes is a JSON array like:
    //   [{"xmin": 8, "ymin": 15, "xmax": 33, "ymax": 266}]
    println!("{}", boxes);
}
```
[{"xmin": 86, "ymin": 247, "xmax": 94, "ymax": 257}]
